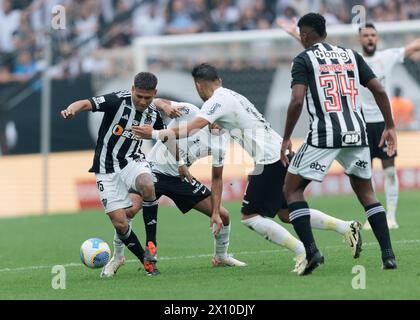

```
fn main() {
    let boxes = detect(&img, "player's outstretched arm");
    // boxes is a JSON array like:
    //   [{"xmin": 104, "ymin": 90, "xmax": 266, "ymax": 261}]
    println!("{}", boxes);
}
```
[
  {"xmin": 153, "ymin": 98, "xmax": 183, "ymax": 119},
  {"xmin": 60, "ymin": 99, "xmax": 92, "ymax": 119},
  {"xmin": 281, "ymin": 84, "xmax": 306, "ymax": 166},
  {"xmin": 404, "ymin": 38, "xmax": 420, "ymax": 59},
  {"xmin": 210, "ymin": 166, "xmax": 224, "ymax": 236},
  {"xmin": 132, "ymin": 117, "xmax": 209, "ymax": 141},
  {"xmin": 276, "ymin": 18, "xmax": 301, "ymax": 43},
  {"xmin": 366, "ymin": 78, "xmax": 397, "ymax": 156}
]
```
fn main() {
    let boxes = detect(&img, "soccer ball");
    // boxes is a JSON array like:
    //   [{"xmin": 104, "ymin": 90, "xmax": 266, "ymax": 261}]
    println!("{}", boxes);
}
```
[{"xmin": 80, "ymin": 238, "xmax": 111, "ymax": 268}]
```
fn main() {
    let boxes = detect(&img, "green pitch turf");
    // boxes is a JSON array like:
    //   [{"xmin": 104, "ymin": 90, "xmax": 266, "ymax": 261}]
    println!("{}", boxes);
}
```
[{"xmin": 0, "ymin": 191, "xmax": 419, "ymax": 300}]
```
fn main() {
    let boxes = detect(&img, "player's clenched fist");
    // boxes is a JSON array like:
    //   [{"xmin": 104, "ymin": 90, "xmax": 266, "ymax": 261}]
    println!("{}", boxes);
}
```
[{"xmin": 61, "ymin": 106, "xmax": 76, "ymax": 119}]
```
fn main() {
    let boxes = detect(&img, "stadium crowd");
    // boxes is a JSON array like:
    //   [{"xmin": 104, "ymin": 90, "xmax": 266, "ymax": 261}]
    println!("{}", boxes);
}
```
[{"xmin": 0, "ymin": 0, "xmax": 420, "ymax": 82}]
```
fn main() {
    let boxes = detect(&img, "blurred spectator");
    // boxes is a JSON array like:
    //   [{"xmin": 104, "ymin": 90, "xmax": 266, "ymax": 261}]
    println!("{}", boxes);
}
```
[
  {"xmin": 391, "ymin": 87, "xmax": 416, "ymax": 130},
  {"xmin": 0, "ymin": 0, "xmax": 21, "ymax": 53},
  {"xmin": 132, "ymin": 3, "xmax": 166, "ymax": 37},
  {"xmin": 276, "ymin": 5, "xmax": 299, "ymax": 25},
  {"xmin": 12, "ymin": 10, "xmax": 36, "ymax": 54},
  {"xmin": 255, "ymin": 0, "xmax": 275, "ymax": 23},
  {"xmin": 166, "ymin": 0, "xmax": 200, "ymax": 35},
  {"xmin": 210, "ymin": 0, "xmax": 240, "ymax": 32},
  {"xmin": 190, "ymin": 0, "xmax": 212, "ymax": 33},
  {"xmin": 73, "ymin": 1, "xmax": 99, "ymax": 51},
  {"xmin": 238, "ymin": 6, "xmax": 257, "ymax": 30},
  {"xmin": 0, "ymin": 0, "xmax": 420, "ymax": 85},
  {"xmin": 13, "ymin": 51, "xmax": 37, "ymax": 82},
  {"xmin": 102, "ymin": 0, "xmax": 132, "ymax": 48}
]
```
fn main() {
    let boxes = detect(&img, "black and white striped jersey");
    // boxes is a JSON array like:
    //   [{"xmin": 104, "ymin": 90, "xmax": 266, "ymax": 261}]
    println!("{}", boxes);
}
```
[
  {"xmin": 291, "ymin": 42, "xmax": 376, "ymax": 148},
  {"xmin": 87, "ymin": 90, "xmax": 165, "ymax": 173}
]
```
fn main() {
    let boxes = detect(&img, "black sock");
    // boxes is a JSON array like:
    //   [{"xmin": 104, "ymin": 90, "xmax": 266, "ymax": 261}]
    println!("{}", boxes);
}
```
[
  {"xmin": 142, "ymin": 199, "xmax": 158, "ymax": 247},
  {"xmin": 117, "ymin": 226, "xmax": 145, "ymax": 263},
  {"xmin": 289, "ymin": 201, "xmax": 318, "ymax": 257},
  {"xmin": 366, "ymin": 203, "xmax": 394, "ymax": 258}
]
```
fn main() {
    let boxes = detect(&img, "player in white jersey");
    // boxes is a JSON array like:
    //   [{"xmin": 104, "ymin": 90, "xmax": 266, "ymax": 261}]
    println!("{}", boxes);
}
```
[
  {"xmin": 358, "ymin": 23, "xmax": 420, "ymax": 229},
  {"xmin": 101, "ymin": 101, "xmax": 247, "ymax": 277},
  {"xmin": 133, "ymin": 64, "xmax": 364, "ymax": 275}
]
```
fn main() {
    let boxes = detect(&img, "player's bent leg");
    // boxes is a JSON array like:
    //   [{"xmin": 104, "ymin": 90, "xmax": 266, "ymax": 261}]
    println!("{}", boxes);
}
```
[
  {"xmin": 277, "ymin": 208, "xmax": 361, "ymax": 259},
  {"xmin": 106, "ymin": 193, "xmax": 143, "ymax": 278},
  {"xmin": 349, "ymin": 175, "xmax": 397, "ymax": 269},
  {"xmin": 241, "ymin": 212, "xmax": 305, "ymax": 272},
  {"xmin": 102, "ymin": 208, "xmax": 149, "ymax": 277},
  {"xmin": 382, "ymin": 158, "xmax": 399, "ymax": 229},
  {"xmin": 284, "ymin": 173, "xmax": 324, "ymax": 275},
  {"xmin": 193, "ymin": 197, "xmax": 246, "ymax": 267},
  {"xmin": 134, "ymin": 173, "xmax": 160, "ymax": 275}
]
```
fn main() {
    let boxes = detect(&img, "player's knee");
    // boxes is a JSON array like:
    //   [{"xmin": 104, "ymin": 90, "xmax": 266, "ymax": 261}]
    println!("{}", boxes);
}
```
[
  {"xmin": 384, "ymin": 166, "xmax": 397, "ymax": 183},
  {"xmin": 137, "ymin": 175, "xmax": 155, "ymax": 200},
  {"xmin": 113, "ymin": 220, "xmax": 129, "ymax": 235},
  {"xmin": 126, "ymin": 204, "xmax": 141, "ymax": 219},
  {"xmin": 219, "ymin": 207, "xmax": 230, "ymax": 225},
  {"xmin": 278, "ymin": 210, "xmax": 290, "ymax": 223}
]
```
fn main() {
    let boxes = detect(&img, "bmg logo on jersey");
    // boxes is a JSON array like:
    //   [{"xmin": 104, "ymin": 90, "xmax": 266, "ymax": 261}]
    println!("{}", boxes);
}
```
[
  {"xmin": 342, "ymin": 132, "xmax": 361, "ymax": 145},
  {"xmin": 314, "ymin": 49, "xmax": 351, "ymax": 62},
  {"xmin": 310, "ymin": 162, "xmax": 327, "ymax": 172}
]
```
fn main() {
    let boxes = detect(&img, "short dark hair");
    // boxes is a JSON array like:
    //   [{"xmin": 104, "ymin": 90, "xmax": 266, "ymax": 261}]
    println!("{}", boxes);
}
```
[
  {"xmin": 191, "ymin": 63, "xmax": 220, "ymax": 81},
  {"xmin": 359, "ymin": 22, "xmax": 376, "ymax": 33},
  {"xmin": 297, "ymin": 13, "xmax": 326, "ymax": 38},
  {"xmin": 134, "ymin": 72, "xmax": 158, "ymax": 90}
]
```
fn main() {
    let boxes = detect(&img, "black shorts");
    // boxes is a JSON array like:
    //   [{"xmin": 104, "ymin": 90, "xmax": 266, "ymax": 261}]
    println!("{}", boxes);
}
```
[
  {"xmin": 130, "ymin": 173, "xmax": 211, "ymax": 214},
  {"xmin": 366, "ymin": 122, "xmax": 397, "ymax": 160},
  {"xmin": 241, "ymin": 159, "xmax": 288, "ymax": 218}
]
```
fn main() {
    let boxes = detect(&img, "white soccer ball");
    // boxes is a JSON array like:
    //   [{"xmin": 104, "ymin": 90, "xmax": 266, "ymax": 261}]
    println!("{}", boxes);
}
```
[{"xmin": 80, "ymin": 238, "xmax": 111, "ymax": 268}]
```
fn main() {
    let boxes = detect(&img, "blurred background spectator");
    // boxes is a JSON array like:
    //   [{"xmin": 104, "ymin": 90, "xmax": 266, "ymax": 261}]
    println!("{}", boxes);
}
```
[{"xmin": 0, "ymin": 0, "xmax": 419, "ymax": 83}]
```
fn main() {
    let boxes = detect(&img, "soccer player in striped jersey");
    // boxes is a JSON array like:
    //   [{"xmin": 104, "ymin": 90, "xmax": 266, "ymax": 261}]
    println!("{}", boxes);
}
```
[
  {"xmin": 278, "ymin": 19, "xmax": 420, "ymax": 230},
  {"xmin": 101, "ymin": 101, "xmax": 247, "ymax": 278},
  {"xmin": 61, "ymin": 72, "xmax": 181, "ymax": 277},
  {"xmin": 133, "ymin": 64, "xmax": 363, "ymax": 275},
  {"xmin": 281, "ymin": 13, "xmax": 397, "ymax": 275}
]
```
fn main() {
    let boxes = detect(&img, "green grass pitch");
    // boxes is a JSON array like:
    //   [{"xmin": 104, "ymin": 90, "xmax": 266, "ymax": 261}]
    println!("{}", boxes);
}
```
[{"xmin": 0, "ymin": 191, "xmax": 419, "ymax": 300}]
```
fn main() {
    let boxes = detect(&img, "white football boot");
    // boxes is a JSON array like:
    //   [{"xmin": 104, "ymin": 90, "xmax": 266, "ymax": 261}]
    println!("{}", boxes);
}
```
[
  {"xmin": 100, "ymin": 256, "xmax": 125, "ymax": 278},
  {"xmin": 344, "ymin": 221, "xmax": 363, "ymax": 258},
  {"xmin": 291, "ymin": 252, "xmax": 306, "ymax": 273},
  {"xmin": 387, "ymin": 219, "xmax": 399, "ymax": 229},
  {"xmin": 211, "ymin": 254, "xmax": 247, "ymax": 267}
]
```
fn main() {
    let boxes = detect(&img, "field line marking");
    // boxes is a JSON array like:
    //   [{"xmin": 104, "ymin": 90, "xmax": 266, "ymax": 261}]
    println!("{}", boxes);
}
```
[{"xmin": 0, "ymin": 239, "xmax": 418, "ymax": 273}]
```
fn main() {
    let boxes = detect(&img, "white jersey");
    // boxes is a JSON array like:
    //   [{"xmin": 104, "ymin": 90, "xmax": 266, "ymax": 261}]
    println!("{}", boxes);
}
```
[
  {"xmin": 359, "ymin": 48, "xmax": 405, "ymax": 123},
  {"xmin": 148, "ymin": 103, "xmax": 229, "ymax": 177},
  {"xmin": 197, "ymin": 87, "xmax": 282, "ymax": 165}
]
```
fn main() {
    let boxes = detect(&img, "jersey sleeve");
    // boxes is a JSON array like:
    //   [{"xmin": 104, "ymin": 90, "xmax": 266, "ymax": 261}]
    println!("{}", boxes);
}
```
[
  {"xmin": 197, "ymin": 99, "xmax": 230, "ymax": 124},
  {"xmin": 353, "ymin": 50, "xmax": 377, "ymax": 87},
  {"xmin": 153, "ymin": 110, "xmax": 166, "ymax": 130},
  {"xmin": 384, "ymin": 47, "xmax": 405, "ymax": 65},
  {"xmin": 291, "ymin": 54, "xmax": 309, "ymax": 88},
  {"xmin": 88, "ymin": 92, "xmax": 123, "ymax": 113}
]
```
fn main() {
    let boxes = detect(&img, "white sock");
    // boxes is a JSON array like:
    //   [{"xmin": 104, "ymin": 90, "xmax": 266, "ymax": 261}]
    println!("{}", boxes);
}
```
[
  {"xmin": 213, "ymin": 223, "xmax": 230, "ymax": 260},
  {"xmin": 241, "ymin": 215, "xmax": 304, "ymax": 256},
  {"xmin": 113, "ymin": 218, "xmax": 133, "ymax": 260},
  {"xmin": 309, "ymin": 209, "xmax": 350, "ymax": 235},
  {"xmin": 384, "ymin": 166, "xmax": 399, "ymax": 221}
]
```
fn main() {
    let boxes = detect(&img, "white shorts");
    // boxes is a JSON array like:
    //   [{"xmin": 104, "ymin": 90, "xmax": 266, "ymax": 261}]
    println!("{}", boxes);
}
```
[
  {"xmin": 288, "ymin": 143, "xmax": 372, "ymax": 182},
  {"xmin": 95, "ymin": 159, "xmax": 152, "ymax": 214}
]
